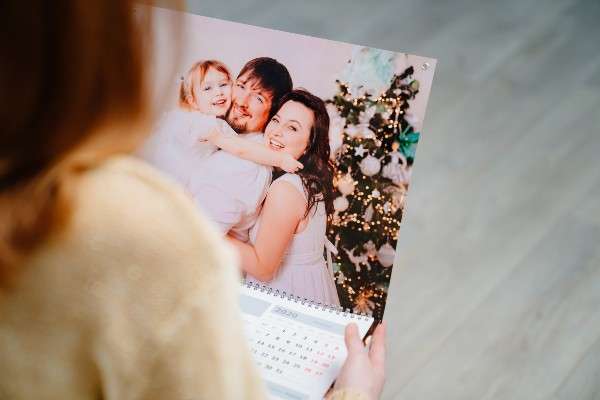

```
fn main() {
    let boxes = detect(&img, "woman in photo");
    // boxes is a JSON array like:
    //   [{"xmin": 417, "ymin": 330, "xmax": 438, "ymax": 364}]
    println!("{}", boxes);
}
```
[{"xmin": 229, "ymin": 89, "xmax": 341, "ymax": 307}]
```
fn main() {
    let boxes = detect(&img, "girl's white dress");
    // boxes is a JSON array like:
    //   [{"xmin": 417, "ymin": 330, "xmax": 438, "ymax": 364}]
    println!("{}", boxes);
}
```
[
  {"xmin": 246, "ymin": 174, "xmax": 341, "ymax": 307},
  {"xmin": 136, "ymin": 108, "xmax": 221, "ymax": 188}
]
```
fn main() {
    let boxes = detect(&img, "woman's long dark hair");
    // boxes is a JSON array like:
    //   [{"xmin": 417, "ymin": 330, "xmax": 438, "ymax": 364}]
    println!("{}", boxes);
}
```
[{"xmin": 273, "ymin": 89, "xmax": 334, "ymax": 229}]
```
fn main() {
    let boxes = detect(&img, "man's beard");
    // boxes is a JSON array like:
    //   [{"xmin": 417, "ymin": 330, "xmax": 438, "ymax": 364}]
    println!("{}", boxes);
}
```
[{"xmin": 226, "ymin": 110, "xmax": 247, "ymax": 134}]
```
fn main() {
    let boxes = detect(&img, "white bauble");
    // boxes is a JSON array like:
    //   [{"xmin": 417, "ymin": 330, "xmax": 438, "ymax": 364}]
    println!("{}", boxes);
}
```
[
  {"xmin": 337, "ymin": 174, "xmax": 356, "ymax": 195},
  {"xmin": 377, "ymin": 243, "xmax": 396, "ymax": 267},
  {"xmin": 360, "ymin": 155, "xmax": 381, "ymax": 176},
  {"xmin": 333, "ymin": 196, "xmax": 350, "ymax": 212},
  {"xmin": 372, "ymin": 189, "xmax": 381, "ymax": 199}
]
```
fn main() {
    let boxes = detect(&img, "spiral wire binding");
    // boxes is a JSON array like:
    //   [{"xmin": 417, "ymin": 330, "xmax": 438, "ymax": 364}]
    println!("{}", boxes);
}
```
[{"xmin": 241, "ymin": 279, "xmax": 372, "ymax": 321}]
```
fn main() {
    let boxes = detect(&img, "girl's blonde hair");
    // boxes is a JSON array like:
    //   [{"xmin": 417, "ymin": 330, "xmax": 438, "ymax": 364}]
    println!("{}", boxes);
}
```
[
  {"xmin": 179, "ymin": 60, "xmax": 232, "ymax": 110},
  {"xmin": 0, "ymin": 0, "xmax": 179, "ymax": 288}
]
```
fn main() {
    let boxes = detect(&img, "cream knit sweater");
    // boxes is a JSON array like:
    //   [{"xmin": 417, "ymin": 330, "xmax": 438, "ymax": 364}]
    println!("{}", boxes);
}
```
[{"xmin": 0, "ymin": 156, "xmax": 369, "ymax": 400}]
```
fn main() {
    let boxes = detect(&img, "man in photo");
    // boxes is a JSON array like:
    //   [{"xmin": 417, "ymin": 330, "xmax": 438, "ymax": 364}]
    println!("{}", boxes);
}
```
[{"xmin": 226, "ymin": 57, "xmax": 293, "ymax": 135}]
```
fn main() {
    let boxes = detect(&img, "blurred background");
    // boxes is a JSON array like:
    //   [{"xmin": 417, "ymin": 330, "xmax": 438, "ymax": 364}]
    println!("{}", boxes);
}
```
[{"xmin": 167, "ymin": 0, "xmax": 600, "ymax": 398}]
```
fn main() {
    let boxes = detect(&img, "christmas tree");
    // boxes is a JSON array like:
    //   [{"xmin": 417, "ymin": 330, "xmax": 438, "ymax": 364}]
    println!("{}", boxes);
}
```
[{"xmin": 326, "ymin": 47, "xmax": 422, "ymax": 320}]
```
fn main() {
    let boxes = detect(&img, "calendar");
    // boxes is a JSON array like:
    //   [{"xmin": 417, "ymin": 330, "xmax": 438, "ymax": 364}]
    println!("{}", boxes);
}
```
[{"xmin": 239, "ymin": 283, "xmax": 374, "ymax": 400}]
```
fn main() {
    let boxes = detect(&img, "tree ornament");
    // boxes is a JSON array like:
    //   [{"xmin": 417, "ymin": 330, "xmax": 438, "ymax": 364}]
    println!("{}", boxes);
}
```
[
  {"xmin": 382, "ymin": 149, "xmax": 409, "ymax": 185},
  {"xmin": 377, "ymin": 243, "xmax": 396, "ymax": 267},
  {"xmin": 353, "ymin": 290, "xmax": 375, "ymax": 315},
  {"xmin": 343, "ymin": 241, "xmax": 377, "ymax": 272},
  {"xmin": 337, "ymin": 173, "xmax": 356, "ymax": 195},
  {"xmin": 410, "ymin": 79, "xmax": 420, "ymax": 91},
  {"xmin": 333, "ymin": 196, "xmax": 350, "ymax": 212},
  {"xmin": 372, "ymin": 189, "xmax": 381, "ymax": 199},
  {"xmin": 336, "ymin": 271, "xmax": 346, "ymax": 285},
  {"xmin": 360, "ymin": 155, "xmax": 381, "ymax": 176},
  {"xmin": 383, "ymin": 201, "xmax": 391, "ymax": 214},
  {"xmin": 364, "ymin": 204, "xmax": 374, "ymax": 222},
  {"xmin": 354, "ymin": 144, "xmax": 367, "ymax": 157},
  {"xmin": 384, "ymin": 185, "xmax": 406, "ymax": 209}
]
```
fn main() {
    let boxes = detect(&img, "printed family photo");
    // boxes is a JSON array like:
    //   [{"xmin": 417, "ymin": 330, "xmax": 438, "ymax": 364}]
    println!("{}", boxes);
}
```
[{"xmin": 139, "ymin": 7, "xmax": 436, "ymax": 320}]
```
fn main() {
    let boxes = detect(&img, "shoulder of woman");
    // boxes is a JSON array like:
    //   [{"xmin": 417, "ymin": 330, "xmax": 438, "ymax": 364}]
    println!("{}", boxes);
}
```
[
  {"xmin": 272, "ymin": 173, "xmax": 307, "ymax": 199},
  {"xmin": 265, "ymin": 178, "xmax": 306, "ymax": 219}
]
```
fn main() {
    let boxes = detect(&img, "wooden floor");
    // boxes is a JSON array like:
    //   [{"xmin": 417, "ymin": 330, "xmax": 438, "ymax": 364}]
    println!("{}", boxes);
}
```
[{"xmin": 180, "ymin": 0, "xmax": 600, "ymax": 398}]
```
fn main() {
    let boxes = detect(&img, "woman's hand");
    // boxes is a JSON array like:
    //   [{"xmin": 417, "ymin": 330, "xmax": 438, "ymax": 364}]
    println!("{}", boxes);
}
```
[
  {"xmin": 333, "ymin": 322, "xmax": 387, "ymax": 399},
  {"xmin": 280, "ymin": 153, "xmax": 303, "ymax": 173}
]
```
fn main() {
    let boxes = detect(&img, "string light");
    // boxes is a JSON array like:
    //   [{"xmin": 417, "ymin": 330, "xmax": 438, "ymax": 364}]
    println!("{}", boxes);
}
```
[{"xmin": 329, "ymin": 66, "xmax": 418, "ymax": 320}]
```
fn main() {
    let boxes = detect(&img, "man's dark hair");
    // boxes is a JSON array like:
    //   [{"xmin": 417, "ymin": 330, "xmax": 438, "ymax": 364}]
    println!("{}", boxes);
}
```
[{"xmin": 238, "ymin": 57, "xmax": 293, "ymax": 119}]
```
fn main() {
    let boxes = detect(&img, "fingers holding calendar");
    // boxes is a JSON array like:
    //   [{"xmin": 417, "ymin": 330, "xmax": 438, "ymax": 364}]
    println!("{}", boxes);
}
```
[
  {"xmin": 333, "ymin": 322, "xmax": 387, "ymax": 399},
  {"xmin": 368, "ymin": 323, "xmax": 387, "ymax": 373}
]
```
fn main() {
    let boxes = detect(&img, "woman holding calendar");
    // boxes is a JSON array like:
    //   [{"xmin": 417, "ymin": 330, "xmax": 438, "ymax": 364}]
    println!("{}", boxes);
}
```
[
  {"xmin": 0, "ymin": 1, "xmax": 384, "ymax": 399},
  {"xmin": 228, "ymin": 89, "xmax": 341, "ymax": 308}
]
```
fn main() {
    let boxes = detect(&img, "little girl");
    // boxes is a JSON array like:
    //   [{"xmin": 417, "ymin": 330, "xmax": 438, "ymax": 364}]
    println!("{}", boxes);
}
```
[{"xmin": 137, "ymin": 60, "xmax": 301, "ymax": 190}]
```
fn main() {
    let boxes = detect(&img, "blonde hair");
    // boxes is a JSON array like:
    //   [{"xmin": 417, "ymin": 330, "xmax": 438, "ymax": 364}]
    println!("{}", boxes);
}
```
[
  {"xmin": 0, "ymin": 1, "xmax": 178, "ymax": 288},
  {"xmin": 179, "ymin": 60, "xmax": 232, "ymax": 110}
]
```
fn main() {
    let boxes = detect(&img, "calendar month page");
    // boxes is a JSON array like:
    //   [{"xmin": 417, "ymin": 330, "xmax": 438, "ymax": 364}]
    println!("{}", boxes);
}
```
[{"xmin": 239, "ymin": 285, "xmax": 374, "ymax": 400}]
